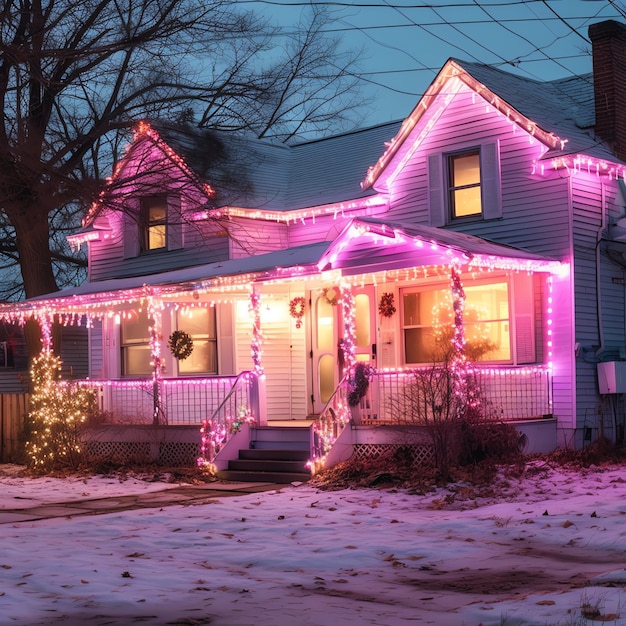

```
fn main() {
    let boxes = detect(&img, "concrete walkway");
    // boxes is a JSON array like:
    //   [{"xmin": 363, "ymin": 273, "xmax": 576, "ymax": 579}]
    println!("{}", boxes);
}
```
[{"xmin": 0, "ymin": 481, "xmax": 283, "ymax": 525}]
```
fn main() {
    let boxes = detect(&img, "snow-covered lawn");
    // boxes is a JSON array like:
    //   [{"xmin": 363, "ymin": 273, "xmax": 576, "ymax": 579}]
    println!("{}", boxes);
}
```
[{"xmin": 1, "ymin": 461, "xmax": 626, "ymax": 625}]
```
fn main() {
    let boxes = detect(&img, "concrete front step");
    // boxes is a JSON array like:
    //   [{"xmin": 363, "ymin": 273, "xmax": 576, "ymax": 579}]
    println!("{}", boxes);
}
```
[
  {"xmin": 219, "ymin": 426, "xmax": 311, "ymax": 483},
  {"xmin": 216, "ymin": 469, "xmax": 311, "ymax": 484},
  {"xmin": 240, "ymin": 449, "xmax": 309, "ymax": 461},
  {"xmin": 250, "ymin": 426, "xmax": 309, "ymax": 451},
  {"xmin": 229, "ymin": 458, "xmax": 308, "ymax": 473}
]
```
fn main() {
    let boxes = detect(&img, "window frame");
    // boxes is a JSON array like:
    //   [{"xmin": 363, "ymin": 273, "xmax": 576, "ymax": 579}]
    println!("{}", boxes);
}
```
[
  {"xmin": 120, "ymin": 310, "xmax": 153, "ymax": 377},
  {"xmin": 176, "ymin": 307, "xmax": 218, "ymax": 375},
  {"xmin": 428, "ymin": 141, "xmax": 502, "ymax": 227},
  {"xmin": 401, "ymin": 276, "xmax": 514, "ymax": 366},
  {"xmin": 139, "ymin": 195, "xmax": 168, "ymax": 252},
  {"xmin": 447, "ymin": 149, "xmax": 482, "ymax": 220}
]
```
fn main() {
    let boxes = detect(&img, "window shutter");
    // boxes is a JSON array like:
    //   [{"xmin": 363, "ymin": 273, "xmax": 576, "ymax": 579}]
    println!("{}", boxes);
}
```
[
  {"xmin": 167, "ymin": 194, "xmax": 183, "ymax": 250},
  {"xmin": 480, "ymin": 141, "xmax": 502, "ymax": 220},
  {"xmin": 428, "ymin": 153, "xmax": 446, "ymax": 227},
  {"xmin": 122, "ymin": 207, "xmax": 140, "ymax": 259},
  {"xmin": 512, "ymin": 272, "xmax": 535, "ymax": 364}
]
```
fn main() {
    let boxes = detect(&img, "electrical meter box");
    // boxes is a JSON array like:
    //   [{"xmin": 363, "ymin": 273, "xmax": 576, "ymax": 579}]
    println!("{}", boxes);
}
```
[{"xmin": 597, "ymin": 361, "xmax": 626, "ymax": 394}]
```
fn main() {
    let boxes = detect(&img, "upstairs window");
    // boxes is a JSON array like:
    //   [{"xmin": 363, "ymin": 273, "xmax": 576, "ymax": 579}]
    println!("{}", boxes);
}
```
[
  {"xmin": 428, "ymin": 142, "xmax": 501, "ymax": 227},
  {"xmin": 448, "ymin": 151, "xmax": 481, "ymax": 218},
  {"xmin": 140, "ymin": 196, "xmax": 167, "ymax": 251}
]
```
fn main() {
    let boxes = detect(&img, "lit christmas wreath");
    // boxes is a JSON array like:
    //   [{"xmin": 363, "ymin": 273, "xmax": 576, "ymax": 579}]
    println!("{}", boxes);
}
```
[
  {"xmin": 378, "ymin": 292, "xmax": 396, "ymax": 318},
  {"xmin": 322, "ymin": 287, "xmax": 339, "ymax": 306},
  {"xmin": 168, "ymin": 330, "xmax": 194, "ymax": 360},
  {"xmin": 289, "ymin": 296, "xmax": 307, "ymax": 329}
]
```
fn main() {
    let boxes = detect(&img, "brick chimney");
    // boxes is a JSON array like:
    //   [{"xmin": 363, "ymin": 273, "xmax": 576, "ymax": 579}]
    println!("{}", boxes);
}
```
[{"xmin": 589, "ymin": 20, "xmax": 626, "ymax": 162}]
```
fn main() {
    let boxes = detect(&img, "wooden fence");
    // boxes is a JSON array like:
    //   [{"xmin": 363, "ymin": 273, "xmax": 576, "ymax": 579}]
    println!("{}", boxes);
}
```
[{"xmin": 0, "ymin": 393, "xmax": 29, "ymax": 463}]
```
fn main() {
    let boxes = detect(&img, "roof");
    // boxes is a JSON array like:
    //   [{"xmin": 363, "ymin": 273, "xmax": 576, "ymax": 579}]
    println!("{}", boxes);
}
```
[
  {"xmin": 151, "ymin": 120, "xmax": 402, "ymax": 213},
  {"xmin": 15, "ymin": 218, "xmax": 561, "ymax": 313},
  {"xmin": 153, "ymin": 55, "xmax": 616, "ymax": 203},
  {"xmin": 363, "ymin": 58, "xmax": 617, "ymax": 188},
  {"xmin": 318, "ymin": 218, "xmax": 560, "ymax": 276},
  {"xmin": 28, "ymin": 241, "xmax": 333, "ymax": 304},
  {"xmin": 454, "ymin": 60, "xmax": 607, "ymax": 161}
]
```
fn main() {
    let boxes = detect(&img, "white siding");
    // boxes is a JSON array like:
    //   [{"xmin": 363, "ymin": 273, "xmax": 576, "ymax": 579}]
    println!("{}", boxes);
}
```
[
  {"xmin": 572, "ymin": 176, "xmax": 626, "ymax": 435},
  {"xmin": 88, "ymin": 321, "xmax": 103, "ymax": 379},
  {"xmin": 233, "ymin": 292, "xmax": 307, "ymax": 420}
]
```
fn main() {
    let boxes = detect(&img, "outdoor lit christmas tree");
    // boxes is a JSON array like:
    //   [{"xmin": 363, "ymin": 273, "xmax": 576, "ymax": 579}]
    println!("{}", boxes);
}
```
[{"xmin": 25, "ymin": 350, "xmax": 96, "ymax": 472}]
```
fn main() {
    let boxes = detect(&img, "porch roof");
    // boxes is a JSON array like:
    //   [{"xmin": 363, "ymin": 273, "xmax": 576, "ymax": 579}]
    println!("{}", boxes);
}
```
[
  {"xmin": 4, "ymin": 219, "xmax": 562, "ymax": 317},
  {"xmin": 319, "ymin": 218, "xmax": 562, "ymax": 274},
  {"xmin": 12, "ymin": 241, "xmax": 332, "ymax": 311}
]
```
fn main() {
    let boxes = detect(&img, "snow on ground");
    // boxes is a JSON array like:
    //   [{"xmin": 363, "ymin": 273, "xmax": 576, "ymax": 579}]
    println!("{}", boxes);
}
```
[{"xmin": 1, "ymin": 462, "xmax": 626, "ymax": 625}]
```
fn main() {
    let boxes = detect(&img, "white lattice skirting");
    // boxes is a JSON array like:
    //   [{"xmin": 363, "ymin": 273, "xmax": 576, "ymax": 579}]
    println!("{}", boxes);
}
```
[
  {"xmin": 83, "ymin": 441, "xmax": 200, "ymax": 466},
  {"xmin": 352, "ymin": 443, "xmax": 435, "ymax": 467}
]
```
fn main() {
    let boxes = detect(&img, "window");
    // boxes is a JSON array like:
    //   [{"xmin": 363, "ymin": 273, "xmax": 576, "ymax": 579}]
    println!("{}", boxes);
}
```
[
  {"xmin": 402, "ymin": 281, "xmax": 511, "ymax": 364},
  {"xmin": 428, "ymin": 142, "xmax": 501, "ymax": 227},
  {"xmin": 449, "ymin": 151, "xmax": 481, "ymax": 218},
  {"xmin": 121, "ymin": 310, "xmax": 153, "ymax": 376},
  {"xmin": 176, "ymin": 307, "xmax": 218, "ymax": 374},
  {"xmin": 140, "ymin": 196, "xmax": 168, "ymax": 251}
]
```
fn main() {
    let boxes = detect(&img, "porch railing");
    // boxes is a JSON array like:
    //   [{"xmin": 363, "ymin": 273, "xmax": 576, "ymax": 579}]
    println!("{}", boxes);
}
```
[
  {"xmin": 78, "ymin": 374, "xmax": 250, "ymax": 426},
  {"xmin": 198, "ymin": 371, "xmax": 257, "ymax": 464},
  {"xmin": 355, "ymin": 365, "xmax": 553, "ymax": 425},
  {"xmin": 309, "ymin": 374, "xmax": 351, "ymax": 471}
]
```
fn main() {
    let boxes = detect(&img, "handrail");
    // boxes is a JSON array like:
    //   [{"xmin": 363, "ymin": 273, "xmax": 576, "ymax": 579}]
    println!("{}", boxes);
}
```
[
  {"xmin": 309, "ymin": 373, "xmax": 352, "ymax": 473},
  {"xmin": 197, "ymin": 371, "xmax": 256, "ymax": 466}
]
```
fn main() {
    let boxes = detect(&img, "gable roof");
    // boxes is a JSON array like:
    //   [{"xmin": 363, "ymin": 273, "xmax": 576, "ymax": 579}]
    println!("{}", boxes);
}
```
[
  {"xmin": 151, "ymin": 120, "xmax": 402, "ymax": 213},
  {"xmin": 456, "ymin": 60, "xmax": 601, "ymax": 159},
  {"xmin": 362, "ymin": 58, "xmax": 615, "ymax": 189}
]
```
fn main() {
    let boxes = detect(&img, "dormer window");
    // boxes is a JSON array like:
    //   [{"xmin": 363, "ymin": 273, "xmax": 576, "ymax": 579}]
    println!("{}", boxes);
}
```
[
  {"xmin": 448, "ymin": 151, "xmax": 481, "ymax": 218},
  {"xmin": 123, "ymin": 193, "xmax": 183, "ymax": 258},
  {"xmin": 140, "ymin": 196, "xmax": 168, "ymax": 251}
]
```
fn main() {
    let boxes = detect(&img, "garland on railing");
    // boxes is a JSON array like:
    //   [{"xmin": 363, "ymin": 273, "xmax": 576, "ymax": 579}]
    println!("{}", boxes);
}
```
[{"xmin": 198, "ymin": 406, "xmax": 255, "ymax": 469}]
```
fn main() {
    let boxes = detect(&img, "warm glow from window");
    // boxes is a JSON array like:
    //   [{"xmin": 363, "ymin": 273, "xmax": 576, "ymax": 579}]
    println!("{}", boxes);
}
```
[
  {"xmin": 402, "ymin": 280, "xmax": 510, "ymax": 364},
  {"xmin": 177, "ymin": 307, "xmax": 217, "ymax": 374},
  {"xmin": 141, "ymin": 196, "xmax": 167, "ymax": 251},
  {"xmin": 317, "ymin": 297, "xmax": 335, "ymax": 352},
  {"xmin": 449, "ymin": 151, "xmax": 481, "ymax": 218},
  {"xmin": 121, "ymin": 310, "xmax": 152, "ymax": 376},
  {"xmin": 354, "ymin": 294, "xmax": 371, "ymax": 347}
]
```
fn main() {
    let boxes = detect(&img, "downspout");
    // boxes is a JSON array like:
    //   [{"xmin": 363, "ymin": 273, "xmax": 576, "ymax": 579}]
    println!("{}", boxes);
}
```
[{"xmin": 595, "ymin": 182, "xmax": 607, "ymax": 358}]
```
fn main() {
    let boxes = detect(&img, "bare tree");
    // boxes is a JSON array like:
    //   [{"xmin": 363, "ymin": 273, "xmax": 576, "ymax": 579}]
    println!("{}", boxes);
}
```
[{"xmin": 0, "ymin": 0, "xmax": 363, "ymax": 301}]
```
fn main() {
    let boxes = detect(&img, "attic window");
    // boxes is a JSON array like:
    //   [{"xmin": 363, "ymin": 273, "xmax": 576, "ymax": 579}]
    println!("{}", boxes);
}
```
[
  {"xmin": 448, "ymin": 150, "xmax": 482, "ymax": 218},
  {"xmin": 140, "ymin": 196, "xmax": 168, "ymax": 251}
]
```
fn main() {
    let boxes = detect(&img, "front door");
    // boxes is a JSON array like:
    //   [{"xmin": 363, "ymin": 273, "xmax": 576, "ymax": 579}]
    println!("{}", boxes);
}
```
[{"xmin": 309, "ymin": 285, "xmax": 377, "ymax": 415}]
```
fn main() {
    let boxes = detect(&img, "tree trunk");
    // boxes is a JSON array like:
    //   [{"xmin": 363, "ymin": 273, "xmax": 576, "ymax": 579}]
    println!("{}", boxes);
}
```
[{"xmin": 12, "ymin": 208, "xmax": 58, "ymax": 299}]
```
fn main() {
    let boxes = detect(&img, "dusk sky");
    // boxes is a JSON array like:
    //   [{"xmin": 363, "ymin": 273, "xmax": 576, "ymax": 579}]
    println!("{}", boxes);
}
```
[{"xmin": 253, "ymin": 0, "xmax": 626, "ymax": 126}]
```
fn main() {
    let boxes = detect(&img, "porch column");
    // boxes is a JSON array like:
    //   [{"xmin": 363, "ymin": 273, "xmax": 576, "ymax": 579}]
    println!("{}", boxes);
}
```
[
  {"xmin": 339, "ymin": 284, "xmax": 357, "ymax": 375},
  {"xmin": 146, "ymin": 294, "xmax": 164, "ymax": 425},
  {"xmin": 249, "ymin": 287, "xmax": 267, "ymax": 425},
  {"xmin": 450, "ymin": 265, "xmax": 468, "ymax": 400}
]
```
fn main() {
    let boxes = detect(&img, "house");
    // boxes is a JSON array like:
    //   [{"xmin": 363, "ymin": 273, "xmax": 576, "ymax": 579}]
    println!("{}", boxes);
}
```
[{"xmin": 4, "ymin": 19, "xmax": 626, "ymax": 476}]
